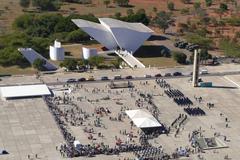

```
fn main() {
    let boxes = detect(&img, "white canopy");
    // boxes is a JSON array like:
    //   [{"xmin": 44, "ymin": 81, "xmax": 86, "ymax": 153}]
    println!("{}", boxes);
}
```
[
  {"xmin": 0, "ymin": 84, "xmax": 51, "ymax": 100},
  {"xmin": 125, "ymin": 109, "xmax": 162, "ymax": 128}
]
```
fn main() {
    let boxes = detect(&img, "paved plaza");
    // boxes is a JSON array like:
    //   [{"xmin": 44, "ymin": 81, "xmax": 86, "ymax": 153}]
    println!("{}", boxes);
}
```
[{"xmin": 0, "ymin": 65, "xmax": 240, "ymax": 159}]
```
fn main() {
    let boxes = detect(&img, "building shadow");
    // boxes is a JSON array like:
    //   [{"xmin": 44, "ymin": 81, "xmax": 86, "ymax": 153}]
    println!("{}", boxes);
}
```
[
  {"xmin": 148, "ymin": 35, "xmax": 169, "ymax": 41},
  {"xmin": 134, "ymin": 45, "xmax": 170, "ymax": 58},
  {"xmin": 203, "ymin": 86, "xmax": 238, "ymax": 89}
]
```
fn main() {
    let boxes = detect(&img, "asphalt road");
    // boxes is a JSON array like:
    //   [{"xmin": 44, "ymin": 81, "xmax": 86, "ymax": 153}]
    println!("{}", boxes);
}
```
[{"xmin": 45, "ymin": 70, "xmax": 240, "ymax": 86}]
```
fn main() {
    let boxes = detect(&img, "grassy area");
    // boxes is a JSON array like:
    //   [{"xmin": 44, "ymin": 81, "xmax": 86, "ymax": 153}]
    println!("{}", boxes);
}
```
[
  {"xmin": 62, "ymin": 43, "xmax": 103, "ymax": 58},
  {"xmin": 0, "ymin": 0, "xmax": 23, "ymax": 33},
  {"xmin": 138, "ymin": 57, "xmax": 181, "ymax": 68},
  {"xmin": 0, "ymin": 65, "xmax": 36, "ymax": 75}
]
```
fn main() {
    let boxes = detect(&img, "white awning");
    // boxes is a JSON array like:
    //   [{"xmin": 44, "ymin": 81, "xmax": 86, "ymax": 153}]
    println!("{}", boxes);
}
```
[
  {"xmin": 0, "ymin": 84, "xmax": 51, "ymax": 99},
  {"xmin": 126, "ymin": 109, "xmax": 162, "ymax": 128}
]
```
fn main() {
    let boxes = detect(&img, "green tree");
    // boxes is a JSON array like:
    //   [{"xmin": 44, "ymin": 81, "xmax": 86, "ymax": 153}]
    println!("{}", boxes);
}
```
[
  {"xmin": 181, "ymin": 0, "xmax": 191, "ymax": 4},
  {"xmin": 205, "ymin": 0, "xmax": 212, "ymax": 7},
  {"xmin": 113, "ymin": 0, "xmax": 129, "ymax": 7},
  {"xmin": 20, "ymin": 0, "xmax": 30, "ymax": 8},
  {"xmin": 219, "ymin": 3, "xmax": 228, "ymax": 12},
  {"xmin": 32, "ymin": 0, "xmax": 60, "ymax": 11},
  {"xmin": 126, "ymin": 9, "xmax": 134, "ymax": 16},
  {"xmin": 172, "ymin": 52, "xmax": 187, "ymax": 64},
  {"xmin": 154, "ymin": 11, "xmax": 172, "ymax": 33},
  {"xmin": 33, "ymin": 58, "xmax": 46, "ymax": 71},
  {"xmin": 136, "ymin": 8, "xmax": 146, "ymax": 14},
  {"xmin": 185, "ymin": 33, "xmax": 212, "ymax": 49},
  {"xmin": 194, "ymin": 2, "xmax": 201, "ymax": 10},
  {"xmin": 114, "ymin": 12, "xmax": 122, "ymax": 19},
  {"xmin": 103, "ymin": 0, "xmax": 110, "ymax": 8},
  {"xmin": 153, "ymin": 7, "xmax": 157, "ymax": 13},
  {"xmin": 66, "ymin": 30, "xmax": 89, "ymax": 43},
  {"xmin": 199, "ymin": 48, "xmax": 212, "ymax": 61},
  {"xmin": 124, "ymin": 11, "xmax": 150, "ymax": 25},
  {"xmin": 60, "ymin": 59, "xmax": 78, "ymax": 70},
  {"xmin": 180, "ymin": 8, "xmax": 190, "ymax": 15},
  {"xmin": 88, "ymin": 56, "xmax": 104, "ymax": 67},
  {"xmin": 167, "ymin": 2, "xmax": 175, "ymax": 11},
  {"xmin": 111, "ymin": 57, "xmax": 123, "ymax": 68}
]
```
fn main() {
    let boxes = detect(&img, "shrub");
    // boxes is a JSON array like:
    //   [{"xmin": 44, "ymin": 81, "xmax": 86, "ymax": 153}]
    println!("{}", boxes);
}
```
[
  {"xmin": 205, "ymin": 0, "xmax": 212, "ymax": 7},
  {"xmin": 172, "ymin": 51, "xmax": 187, "ymax": 64},
  {"xmin": 60, "ymin": 59, "xmax": 78, "ymax": 70},
  {"xmin": 167, "ymin": 2, "xmax": 175, "ymax": 11},
  {"xmin": 219, "ymin": 3, "xmax": 228, "ymax": 12},
  {"xmin": 33, "ymin": 58, "xmax": 46, "ymax": 71}
]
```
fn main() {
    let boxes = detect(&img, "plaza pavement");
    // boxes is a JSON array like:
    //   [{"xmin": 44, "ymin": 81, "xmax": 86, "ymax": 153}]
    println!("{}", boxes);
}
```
[{"xmin": 0, "ymin": 64, "xmax": 240, "ymax": 159}]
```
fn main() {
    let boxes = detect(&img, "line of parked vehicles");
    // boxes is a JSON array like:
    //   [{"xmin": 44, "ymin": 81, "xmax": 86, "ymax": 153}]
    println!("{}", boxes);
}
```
[
  {"xmin": 65, "ymin": 71, "xmax": 195, "ymax": 83},
  {"xmin": 174, "ymin": 40, "xmax": 199, "ymax": 52}
]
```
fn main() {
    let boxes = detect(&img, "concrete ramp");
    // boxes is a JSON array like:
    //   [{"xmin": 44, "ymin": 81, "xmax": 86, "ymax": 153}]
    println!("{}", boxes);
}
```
[
  {"xmin": 115, "ymin": 50, "xmax": 145, "ymax": 68},
  {"xmin": 18, "ymin": 48, "xmax": 58, "ymax": 71}
]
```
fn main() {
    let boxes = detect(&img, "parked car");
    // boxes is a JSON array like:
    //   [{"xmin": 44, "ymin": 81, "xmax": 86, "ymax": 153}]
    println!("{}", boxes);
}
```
[
  {"xmin": 179, "ymin": 42, "xmax": 188, "ymax": 49},
  {"xmin": 155, "ymin": 73, "xmax": 162, "ymax": 77},
  {"xmin": 164, "ymin": 73, "xmax": 172, "ymax": 77},
  {"xmin": 101, "ymin": 76, "xmax": 109, "ymax": 81},
  {"xmin": 0, "ymin": 149, "xmax": 8, "ymax": 155},
  {"xmin": 87, "ymin": 76, "xmax": 95, "ymax": 81},
  {"xmin": 125, "ymin": 75, "xmax": 133, "ymax": 79},
  {"xmin": 144, "ymin": 74, "xmax": 152, "ymax": 78},
  {"xmin": 187, "ymin": 44, "xmax": 199, "ymax": 52},
  {"xmin": 173, "ymin": 72, "xmax": 182, "ymax": 76},
  {"xmin": 66, "ymin": 78, "xmax": 77, "ymax": 83},
  {"xmin": 78, "ymin": 78, "xmax": 86, "ymax": 82},
  {"xmin": 114, "ymin": 75, "xmax": 122, "ymax": 80},
  {"xmin": 200, "ymin": 69, "xmax": 208, "ymax": 75}
]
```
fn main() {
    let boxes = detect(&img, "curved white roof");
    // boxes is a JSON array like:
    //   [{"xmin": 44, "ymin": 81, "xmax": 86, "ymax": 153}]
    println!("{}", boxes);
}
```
[
  {"xmin": 72, "ymin": 18, "xmax": 154, "ymax": 53},
  {"xmin": 72, "ymin": 19, "xmax": 118, "ymax": 50},
  {"xmin": 99, "ymin": 18, "xmax": 153, "ymax": 33}
]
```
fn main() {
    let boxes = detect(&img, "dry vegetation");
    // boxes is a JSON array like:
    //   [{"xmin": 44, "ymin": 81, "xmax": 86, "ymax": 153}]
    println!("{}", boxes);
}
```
[
  {"xmin": 0, "ymin": 65, "xmax": 36, "ymax": 75},
  {"xmin": 0, "ymin": 0, "xmax": 240, "ymax": 74}
]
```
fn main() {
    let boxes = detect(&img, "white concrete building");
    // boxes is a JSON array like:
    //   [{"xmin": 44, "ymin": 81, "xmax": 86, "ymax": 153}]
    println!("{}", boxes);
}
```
[
  {"xmin": 49, "ymin": 40, "xmax": 65, "ymax": 61},
  {"xmin": 72, "ymin": 18, "xmax": 153, "ymax": 68},
  {"xmin": 82, "ymin": 47, "xmax": 98, "ymax": 60},
  {"xmin": 72, "ymin": 18, "xmax": 153, "ymax": 53}
]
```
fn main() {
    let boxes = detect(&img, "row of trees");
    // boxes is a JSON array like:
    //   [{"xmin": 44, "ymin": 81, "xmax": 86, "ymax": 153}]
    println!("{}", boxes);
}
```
[
  {"xmin": 172, "ymin": 49, "xmax": 212, "ymax": 65},
  {"xmin": 20, "ymin": 0, "xmax": 60, "ymax": 11},
  {"xmin": 0, "ymin": 13, "xmax": 99, "ymax": 67},
  {"xmin": 20, "ymin": 0, "xmax": 93, "ymax": 10},
  {"xmin": 13, "ymin": 13, "xmax": 98, "ymax": 40},
  {"xmin": 113, "ymin": 8, "xmax": 150, "ymax": 25},
  {"xmin": 20, "ymin": 0, "xmax": 131, "ymax": 11},
  {"xmin": 59, "ymin": 56, "xmax": 122, "ymax": 70}
]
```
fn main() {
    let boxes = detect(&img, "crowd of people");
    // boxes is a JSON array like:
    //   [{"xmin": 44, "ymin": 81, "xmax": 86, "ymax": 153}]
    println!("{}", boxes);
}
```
[
  {"xmin": 134, "ymin": 146, "xmax": 170, "ymax": 160},
  {"xmin": 155, "ymin": 78, "xmax": 206, "ymax": 117},
  {"xmin": 184, "ymin": 107, "xmax": 206, "ymax": 116},
  {"xmin": 40, "ymin": 79, "xmax": 212, "ymax": 160},
  {"xmin": 173, "ymin": 97, "xmax": 193, "ymax": 106},
  {"xmin": 171, "ymin": 114, "xmax": 188, "ymax": 129}
]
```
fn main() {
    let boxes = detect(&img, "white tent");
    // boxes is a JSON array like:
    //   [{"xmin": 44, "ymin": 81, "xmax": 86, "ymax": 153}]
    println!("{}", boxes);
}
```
[
  {"xmin": 0, "ymin": 84, "xmax": 51, "ymax": 100},
  {"xmin": 125, "ymin": 109, "xmax": 162, "ymax": 128}
]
